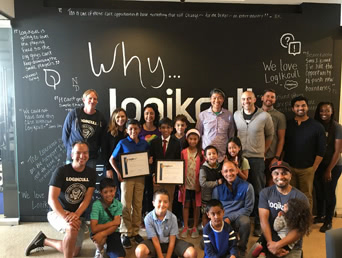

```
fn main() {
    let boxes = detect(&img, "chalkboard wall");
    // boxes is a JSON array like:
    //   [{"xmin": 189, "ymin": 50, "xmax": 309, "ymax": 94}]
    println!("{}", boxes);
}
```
[{"xmin": 12, "ymin": 0, "xmax": 341, "ymax": 221}]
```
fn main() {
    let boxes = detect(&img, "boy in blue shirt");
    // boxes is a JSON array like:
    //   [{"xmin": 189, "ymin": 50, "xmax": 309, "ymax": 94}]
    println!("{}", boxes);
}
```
[
  {"xmin": 203, "ymin": 199, "xmax": 238, "ymax": 258},
  {"xmin": 109, "ymin": 119, "xmax": 150, "ymax": 249},
  {"xmin": 90, "ymin": 178, "xmax": 125, "ymax": 258},
  {"xmin": 135, "ymin": 189, "xmax": 197, "ymax": 258}
]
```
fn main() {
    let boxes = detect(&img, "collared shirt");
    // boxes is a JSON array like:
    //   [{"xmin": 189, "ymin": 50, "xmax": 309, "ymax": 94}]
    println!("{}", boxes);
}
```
[
  {"xmin": 112, "ymin": 136, "xmax": 150, "ymax": 158},
  {"xmin": 196, "ymin": 107, "xmax": 235, "ymax": 162},
  {"xmin": 265, "ymin": 107, "xmax": 286, "ymax": 159},
  {"xmin": 144, "ymin": 209, "xmax": 179, "ymax": 243},
  {"xmin": 161, "ymin": 135, "xmax": 171, "ymax": 151},
  {"xmin": 90, "ymin": 198, "xmax": 122, "ymax": 231}
]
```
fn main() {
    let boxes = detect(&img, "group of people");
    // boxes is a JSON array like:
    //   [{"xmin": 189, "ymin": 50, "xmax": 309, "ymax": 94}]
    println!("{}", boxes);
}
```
[{"xmin": 24, "ymin": 87, "xmax": 341, "ymax": 258}]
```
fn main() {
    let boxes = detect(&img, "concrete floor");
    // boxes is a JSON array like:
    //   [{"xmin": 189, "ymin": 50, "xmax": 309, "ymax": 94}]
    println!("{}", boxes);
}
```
[{"xmin": 1, "ymin": 218, "xmax": 341, "ymax": 257}]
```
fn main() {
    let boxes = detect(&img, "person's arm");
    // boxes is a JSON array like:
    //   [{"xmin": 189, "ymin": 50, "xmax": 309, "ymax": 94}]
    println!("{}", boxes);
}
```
[
  {"xmin": 271, "ymin": 129, "xmax": 286, "ymax": 164},
  {"xmin": 237, "ymin": 168, "xmax": 248, "ymax": 181},
  {"xmin": 227, "ymin": 226, "xmax": 238, "ymax": 258},
  {"xmin": 227, "ymin": 113, "xmax": 235, "ymax": 139},
  {"xmin": 109, "ymin": 155, "xmax": 122, "ymax": 182},
  {"xmin": 61, "ymin": 111, "xmax": 73, "ymax": 149},
  {"xmin": 325, "ymin": 139, "xmax": 342, "ymax": 181},
  {"xmin": 203, "ymin": 227, "xmax": 220, "ymax": 258},
  {"xmin": 312, "ymin": 156, "xmax": 323, "ymax": 172},
  {"xmin": 264, "ymin": 115, "xmax": 274, "ymax": 153},
  {"xmin": 267, "ymin": 229, "xmax": 302, "ymax": 253},
  {"xmin": 151, "ymin": 236, "xmax": 164, "ymax": 258},
  {"xmin": 196, "ymin": 114, "xmax": 203, "ymax": 137},
  {"xmin": 74, "ymin": 186, "xmax": 95, "ymax": 218},
  {"xmin": 165, "ymin": 235, "xmax": 176, "ymax": 258},
  {"xmin": 48, "ymin": 186, "xmax": 68, "ymax": 219},
  {"xmin": 91, "ymin": 215, "xmax": 121, "ymax": 234}
]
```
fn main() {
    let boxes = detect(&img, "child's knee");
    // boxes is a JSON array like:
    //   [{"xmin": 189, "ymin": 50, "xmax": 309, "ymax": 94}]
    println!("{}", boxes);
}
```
[
  {"xmin": 135, "ymin": 243, "xmax": 149, "ymax": 258},
  {"xmin": 183, "ymin": 246, "xmax": 197, "ymax": 258}
]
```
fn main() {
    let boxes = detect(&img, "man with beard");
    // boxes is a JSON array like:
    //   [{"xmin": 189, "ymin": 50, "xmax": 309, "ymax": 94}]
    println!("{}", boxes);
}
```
[
  {"xmin": 283, "ymin": 96, "xmax": 325, "ymax": 212},
  {"xmin": 254, "ymin": 161, "xmax": 309, "ymax": 258},
  {"xmin": 261, "ymin": 89, "xmax": 286, "ymax": 186}
]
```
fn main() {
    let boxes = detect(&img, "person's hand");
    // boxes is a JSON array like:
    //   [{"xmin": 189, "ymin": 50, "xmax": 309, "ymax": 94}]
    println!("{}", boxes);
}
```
[
  {"xmin": 195, "ymin": 183, "xmax": 201, "ymax": 193},
  {"xmin": 267, "ymin": 241, "xmax": 289, "ymax": 257},
  {"xmin": 117, "ymin": 172, "xmax": 123, "ymax": 182},
  {"xmin": 106, "ymin": 169, "xmax": 114, "ymax": 179},
  {"xmin": 230, "ymin": 255, "xmax": 236, "ymax": 258},
  {"xmin": 64, "ymin": 212, "xmax": 79, "ymax": 222},
  {"xmin": 270, "ymin": 157, "xmax": 279, "ymax": 166},
  {"xmin": 153, "ymin": 176, "xmax": 160, "ymax": 186},
  {"xmin": 218, "ymin": 178, "xmax": 223, "ymax": 185},
  {"xmin": 278, "ymin": 211, "xmax": 284, "ymax": 217},
  {"xmin": 224, "ymin": 218, "xmax": 231, "ymax": 224},
  {"xmin": 149, "ymin": 156, "xmax": 153, "ymax": 165},
  {"xmin": 324, "ymin": 169, "xmax": 332, "ymax": 182},
  {"xmin": 234, "ymin": 156, "xmax": 239, "ymax": 166},
  {"xmin": 68, "ymin": 217, "xmax": 81, "ymax": 231},
  {"xmin": 92, "ymin": 232, "xmax": 106, "ymax": 245}
]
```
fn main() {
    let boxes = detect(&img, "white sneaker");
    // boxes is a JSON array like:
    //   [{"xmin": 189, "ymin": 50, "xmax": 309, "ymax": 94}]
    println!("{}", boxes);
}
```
[
  {"xmin": 94, "ymin": 248, "xmax": 105, "ymax": 258},
  {"xmin": 180, "ymin": 227, "xmax": 188, "ymax": 238}
]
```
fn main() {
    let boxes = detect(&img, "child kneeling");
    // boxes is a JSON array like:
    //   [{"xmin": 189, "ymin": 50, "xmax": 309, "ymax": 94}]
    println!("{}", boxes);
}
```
[
  {"xmin": 90, "ymin": 178, "xmax": 125, "ymax": 258},
  {"xmin": 135, "ymin": 189, "xmax": 197, "ymax": 258}
]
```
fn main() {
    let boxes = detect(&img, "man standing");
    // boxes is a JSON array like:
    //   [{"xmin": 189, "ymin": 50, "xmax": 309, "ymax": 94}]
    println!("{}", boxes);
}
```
[
  {"xmin": 283, "ymin": 95, "xmax": 326, "ymax": 211},
  {"xmin": 234, "ymin": 90, "xmax": 274, "ymax": 236},
  {"xmin": 25, "ymin": 141, "xmax": 96, "ymax": 258},
  {"xmin": 212, "ymin": 160, "xmax": 254, "ymax": 258},
  {"xmin": 257, "ymin": 161, "xmax": 310, "ymax": 258},
  {"xmin": 261, "ymin": 89, "xmax": 286, "ymax": 186},
  {"xmin": 62, "ymin": 89, "xmax": 107, "ymax": 168},
  {"xmin": 196, "ymin": 88, "xmax": 235, "ymax": 163}
]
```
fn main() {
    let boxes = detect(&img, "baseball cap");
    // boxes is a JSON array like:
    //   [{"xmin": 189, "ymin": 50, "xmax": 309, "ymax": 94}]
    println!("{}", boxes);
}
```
[{"xmin": 270, "ymin": 160, "xmax": 291, "ymax": 173}]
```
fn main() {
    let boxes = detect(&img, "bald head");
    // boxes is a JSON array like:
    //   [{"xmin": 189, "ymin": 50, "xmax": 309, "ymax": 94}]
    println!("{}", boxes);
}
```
[{"xmin": 241, "ymin": 91, "xmax": 256, "ymax": 112}]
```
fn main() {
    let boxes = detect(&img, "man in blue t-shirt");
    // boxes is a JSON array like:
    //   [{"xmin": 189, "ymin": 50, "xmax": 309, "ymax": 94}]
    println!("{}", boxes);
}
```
[{"xmin": 254, "ymin": 161, "xmax": 309, "ymax": 258}]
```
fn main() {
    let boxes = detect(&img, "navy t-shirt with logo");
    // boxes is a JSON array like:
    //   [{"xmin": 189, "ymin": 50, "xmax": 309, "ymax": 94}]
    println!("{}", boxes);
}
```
[
  {"xmin": 259, "ymin": 185, "xmax": 308, "ymax": 249},
  {"xmin": 49, "ymin": 164, "xmax": 96, "ymax": 213}
]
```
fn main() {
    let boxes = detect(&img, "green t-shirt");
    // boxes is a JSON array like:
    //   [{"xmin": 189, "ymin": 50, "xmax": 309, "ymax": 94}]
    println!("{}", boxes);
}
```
[{"xmin": 90, "ymin": 198, "xmax": 122, "ymax": 232}]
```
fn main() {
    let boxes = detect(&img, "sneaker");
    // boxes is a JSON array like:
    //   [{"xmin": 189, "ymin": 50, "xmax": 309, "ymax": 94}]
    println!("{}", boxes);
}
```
[
  {"xmin": 258, "ymin": 252, "xmax": 266, "ymax": 258},
  {"xmin": 134, "ymin": 234, "xmax": 144, "ymax": 244},
  {"xmin": 253, "ymin": 224, "xmax": 262, "ymax": 237},
  {"xmin": 180, "ymin": 227, "xmax": 188, "ymax": 238},
  {"xmin": 190, "ymin": 227, "xmax": 200, "ymax": 238},
  {"xmin": 94, "ymin": 248, "xmax": 105, "ymax": 258},
  {"xmin": 319, "ymin": 221, "xmax": 332, "ymax": 233},
  {"xmin": 252, "ymin": 243, "xmax": 263, "ymax": 257},
  {"xmin": 313, "ymin": 216, "xmax": 325, "ymax": 224},
  {"xmin": 121, "ymin": 235, "xmax": 132, "ymax": 249},
  {"xmin": 25, "ymin": 231, "xmax": 46, "ymax": 256}
]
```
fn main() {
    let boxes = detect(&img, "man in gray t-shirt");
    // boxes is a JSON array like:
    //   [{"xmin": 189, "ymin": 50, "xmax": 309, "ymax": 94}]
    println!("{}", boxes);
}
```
[
  {"xmin": 255, "ymin": 161, "xmax": 308, "ymax": 258},
  {"xmin": 261, "ymin": 89, "xmax": 286, "ymax": 186}
]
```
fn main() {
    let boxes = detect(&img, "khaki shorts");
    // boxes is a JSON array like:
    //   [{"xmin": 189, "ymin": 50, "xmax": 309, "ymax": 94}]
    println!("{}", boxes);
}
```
[{"xmin": 47, "ymin": 211, "xmax": 87, "ymax": 247}]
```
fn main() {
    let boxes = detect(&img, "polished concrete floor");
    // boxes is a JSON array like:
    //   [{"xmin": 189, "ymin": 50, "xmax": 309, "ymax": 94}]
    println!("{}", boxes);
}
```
[{"xmin": 0, "ymin": 217, "xmax": 341, "ymax": 257}]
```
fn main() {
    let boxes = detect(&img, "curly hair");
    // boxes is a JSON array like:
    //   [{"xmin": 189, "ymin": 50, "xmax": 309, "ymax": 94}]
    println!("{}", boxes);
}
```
[{"xmin": 284, "ymin": 198, "xmax": 312, "ymax": 237}]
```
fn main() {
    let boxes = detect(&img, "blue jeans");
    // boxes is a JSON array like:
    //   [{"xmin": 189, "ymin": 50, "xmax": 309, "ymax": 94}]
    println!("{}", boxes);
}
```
[
  {"xmin": 314, "ymin": 164, "xmax": 342, "ymax": 221},
  {"xmin": 246, "ymin": 157, "xmax": 265, "ymax": 225}
]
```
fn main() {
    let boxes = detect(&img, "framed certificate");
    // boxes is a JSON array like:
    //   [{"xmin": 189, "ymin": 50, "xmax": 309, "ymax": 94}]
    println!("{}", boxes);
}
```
[
  {"xmin": 121, "ymin": 151, "xmax": 150, "ymax": 179},
  {"xmin": 156, "ymin": 160, "xmax": 185, "ymax": 184}
]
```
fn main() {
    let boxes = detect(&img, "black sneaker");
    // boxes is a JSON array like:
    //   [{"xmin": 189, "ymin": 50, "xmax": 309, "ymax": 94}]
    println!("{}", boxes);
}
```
[
  {"xmin": 319, "ymin": 221, "xmax": 332, "ymax": 233},
  {"xmin": 134, "ymin": 234, "xmax": 144, "ymax": 244},
  {"xmin": 25, "ymin": 231, "xmax": 46, "ymax": 256},
  {"xmin": 121, "ymin": 235, "xmax": 132, "ymax": 249}
]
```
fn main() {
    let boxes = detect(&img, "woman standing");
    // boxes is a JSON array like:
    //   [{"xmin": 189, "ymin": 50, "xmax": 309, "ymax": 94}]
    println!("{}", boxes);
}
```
[
  {"xmin": 105, "ymin": 108, "xmax": 127, "ymax": 181},
  {"xmin": 139, "ymin": 103, "xmax": 161, "ymax": 216},
  {"xmin": 314, "ymin": 102, "xmax": 342, "ymax": 232}
]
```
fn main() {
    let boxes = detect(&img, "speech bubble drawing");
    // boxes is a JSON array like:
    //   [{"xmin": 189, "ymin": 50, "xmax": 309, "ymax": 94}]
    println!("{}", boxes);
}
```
[
  {"xmin": 284, "ymin": 80, "xmax": 298, "ymax": 90},
  {"xmin": 280, "ymin": 33, "xmax": 295, "ymax": 48},
  {"xmin": 288, "ymin": 41, "xmax": 301, "ymax": 56}
]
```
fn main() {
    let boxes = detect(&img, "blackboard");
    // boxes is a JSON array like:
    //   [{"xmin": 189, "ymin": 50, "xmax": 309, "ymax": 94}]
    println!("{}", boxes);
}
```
[{"xmin": 12, "ymin": 0, "xmax": 341, "ymax": 221}]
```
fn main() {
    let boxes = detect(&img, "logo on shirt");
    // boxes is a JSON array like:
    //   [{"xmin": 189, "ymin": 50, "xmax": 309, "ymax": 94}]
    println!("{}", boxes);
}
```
[
  {"xmin": 66, "ymin": 177, "xmax": 90, "ymax": 182},
  {"xmin": 268, "ymin": 200, "xmax": 284, "ymax": 211},
  {"xmin": 65, "ymin": 183, "xmax": 86, "ymax": 204},
  {"xmin": 81, "ymin": 123, "xmax": 95, "ymax": 139}
]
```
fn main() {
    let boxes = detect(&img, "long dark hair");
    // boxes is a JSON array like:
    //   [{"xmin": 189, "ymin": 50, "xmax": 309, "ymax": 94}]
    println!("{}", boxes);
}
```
[
  {"xmin": 284, "ymin": 198, "xmax": 312, "ymax": 237},
  {"xmin": 314, "ymin": 102, "xmax": 335, "ymax": 145},
  {"xmin": 141, "ymin": 103, "xmax": 160, "ymax": 128},
  {"xmin": 226, "ymin": 136, "xmax": 243, "ymax": 168}
]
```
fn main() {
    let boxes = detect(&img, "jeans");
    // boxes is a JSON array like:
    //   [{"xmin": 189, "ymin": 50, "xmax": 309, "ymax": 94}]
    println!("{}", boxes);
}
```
[
  {"xmin": 314, "ymin": 164, "xmax": 342, "ymax": 221},
  {"xmin": 231, "ymin": 215, "xmax": 251, "ymax": 252},
  {"xmin": 246, "ymin": 157, "xmax": 265, "ymax": 225}
]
